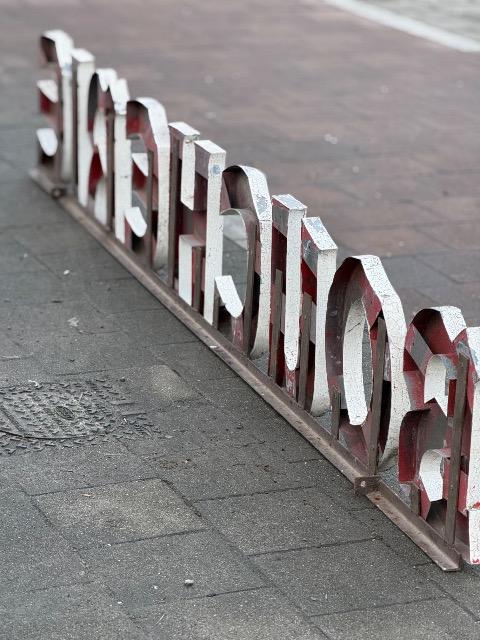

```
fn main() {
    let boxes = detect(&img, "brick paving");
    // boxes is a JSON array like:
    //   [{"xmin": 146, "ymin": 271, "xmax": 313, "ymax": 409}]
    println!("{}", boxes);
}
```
[{"xmin": 1, "ymin": 0, "xmax": 480, "ymax": 638}]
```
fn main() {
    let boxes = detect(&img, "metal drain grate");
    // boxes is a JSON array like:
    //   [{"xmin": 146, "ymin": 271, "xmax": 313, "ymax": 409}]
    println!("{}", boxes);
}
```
[{"xmin": 0, "ymin": 379, "xmax": 152, "ymax": 455}]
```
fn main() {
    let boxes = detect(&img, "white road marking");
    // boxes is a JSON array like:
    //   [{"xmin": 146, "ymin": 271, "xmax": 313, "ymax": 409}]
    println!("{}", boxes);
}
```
[{"xmin": 322, "ymin": 0, "xmax": 480, "ymax": 52}]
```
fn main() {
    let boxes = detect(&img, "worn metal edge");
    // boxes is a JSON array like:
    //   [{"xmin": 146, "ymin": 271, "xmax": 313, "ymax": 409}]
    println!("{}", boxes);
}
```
[{"xmin": 30, "ymin": 167, "xmax": 462, "ymax": 571}]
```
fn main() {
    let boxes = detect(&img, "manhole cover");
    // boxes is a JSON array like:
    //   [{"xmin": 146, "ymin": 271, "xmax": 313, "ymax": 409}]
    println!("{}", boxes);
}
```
[{"xmin": 0, "ymin": 379, "xmax": 152, "ymax": 455}]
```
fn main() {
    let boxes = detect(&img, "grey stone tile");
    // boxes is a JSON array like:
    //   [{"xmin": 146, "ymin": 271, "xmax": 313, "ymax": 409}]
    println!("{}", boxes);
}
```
[
  {"xmin": 80, "ymin": 530, "xmax": 264, "ymax": 617},
  {"xmin": 36, "ymin": 246, "xmax": 131, "ymax": 281},
  {"xmin": 85, "ymin": 278, "xmax": 161, "ymax": 314},
  {"xmin": 0, "ymin": 355, "xmax": 50, "ymax": 387},
  {"xmin": 0, "ymin": 270, "xmax": 84, "ymax": 306},
  {"xmin": 23, "ymin": 331, "xmax": 157, "ymax": 375},
  {"xmin": 418, "ymin": 563, "xmax": 480, "ymax": 619},
  {"xmin": 0, "ymin": 539, "xmax": 88, "ymax": 593},
  {"xmin": 196, "ymin": 487, "xmax": 374, "ymax": 554},
  {"xmin": 0, "ymin": 126, "xmax": 36, "ymax": 171},
  {"xmin": 254, "ymin": 417, "xmax": 325, "ymax": 463},
  {"xmin": 155, "ymin": 342, "xmax": 238, "ymax": 381},
  {"xmin": 122, "ymin": 403, "xmax": 260, "ymax": 458},
  {"xmin": 381, "ymin": 256, "xmax": 454, "ymax": 291},
  {"xmin": 0, "ymin": 440, "xmax": 155, "ymax": 495},
  {"xmin": 0, "ymin": 485, "xmax": 90, "ymax": 591},
  {"xmin": 287, "ymin": 459, "xmax": 372, "ymax": 511},
  {"xmin": 120, "ymin": 364, "xmax": 200, "ymax": 411},
  {"xmin": 0, "ymin": 236, "xmax": 47, "ymax": 274},
  {"xmin": 0, "ymin": 179, "xmax": 66, "ymax": 229},
  {"xmin": 252, "ymin": 539, "xmax": 441, "ymax": 615},
  {"xmin": 147, "ymin": 446, "xmax": 363, "ymax": 502},
  {"xmin": 192, "ymin": 376, "xmax": 283, "ymax": 422},
  {"xmin": 0, "ymin": 485, "xmax": 59, "ymax": 549},
  {"xmin": 417, "ymin": 282, "xmax": 480, "ymax": 326},
  {"xmin": 351, "ymin": 507, "xmax": 432, "ymax": 566},
  {"xmin": 190, "ymin": 391, "xmax": 324, "ymax": 463},
  {"xmin": 0, "ymin": 157, "xmax": 26, "ymax": 183},
  {"xmin": 35, "ymin": 478, "xmax": 203, "ymax": 548},
  {"xmin": 110, "ymin": 308, "xmax": 197, "ymax": 345},
  {"xmin": 13, "ymin": 221, "xmax": 96, "ymax": 255},
  {"xmin": 136, "ymin": 588, "xmax": 326, "ymax": 640},
  {"xmin": 0, "ymin": 582, "xmax": 149, "ymax": 640},
  {"xmin": 0, "ymin": 330, "xmax": 33, "ymax": 360},
  {"xmin": 313, "ymin": 598, "xmax": 480, "ymax": 640},
  {"xmin": 0, "ymin": 300, "xmax": 119, "ymax": 340},
  {"xmin": 418, "ymin": 251, "xmax": 480, "ymax": 284}
]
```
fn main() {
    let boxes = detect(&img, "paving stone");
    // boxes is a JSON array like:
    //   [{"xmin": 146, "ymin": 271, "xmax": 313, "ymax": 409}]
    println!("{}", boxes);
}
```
[
  {"xmin": 0, "ymin": 236, "xmax": 47, "ymax": 274},
  {"xmin": 111, "ymin": 308, "xmax": 197, "ymax": 345},
  {"xmin": 381, "ymin": 256, "xmax": 455, "ymax": 291},
  {"xmin": 155, "ymin": 342, "xmax": 239, "ymax": 382},
  {"xmin": 0, "ymin": 485, "xmax": 64, "ymax": 549},
  {"xmin": 0, "ymin": 126, "xmax": 36, "ymax": 170},
  {"xmin": 196, "ymin": 487, "xmax": 374, "ymax": 554},
  {"xmin": 136, "ymin": 588, "xmax": 327, "ymax": 640},
  {"xmin": 252, "ymin": 539, "xmax": 441, "ymax": 616},
  {"xmin": 122, "ymin": 403, "xmax": 260, "ymax": 458},
  {"xmin": 191, "ymin": 391, "xmax": 357, "ymax": 476},
  {"xmin": 0, "ymin": 157, "xmax": 28, "ymax": 184},
  {"xmin": 0, "ymin": 300, "xmax": 120, "ymax": 340},
  {"xmin": 21, "ymin": 331, "xmax": 158, "ymax": 376},
  {"xmin": 417, "ymin": 563, "xmax": 480, "ymax": 619},
  {"xmin": 192, "ymin": 376, "xmax": 283, "ymax": 423},
  {"xmin": 396, "ymin": 287, "xmax": 437, "ymax": 321},
  {"xmin": 253, "ymin": 416, "xmax": 325, "ymax": 463},
  {"xmin": 0, "ymin": 485, "xmax": 89, "ymax": 591},
  {"xmin": 0, "ymin": 179, "xmax": 66, "ymax": 228},
  {"xmin": 339, "ymin": 225, "xmax": 447, "ymax": 256},
  {"xmin": 35, "ymin": 478, "xmax": 203, "ymax": 548},
  {"xmin": 187, "ymin": 390, "xmax": 322, "ymax": 463},
  {"xmin": 120, "ymin": 364, "xmax": 200, "ymax": 411},
  {"xmin": 351, "ymin": 507, "xmax": 432, "ymax": 566},
  {"xmin": 0, "ymin": 440, "xmax": 155, "ymax": 495},
  {"xmin": 419, "ymin": 283, "xmax": 480, "ymax": 325},
  {"xmin": 421, "ymin": 197, "xmax": 480, "ymax": 223},
  {"xmin": 80, "ymin": 529, "xmax": 264, "ymax": 617},
  {"xmin": 13, "ymin": 221, "xmax": 96, "ymax": 255},
  {"xmin": 420, "ymin": 221, "xmax": 480, "ymax": 251},
  {"xmin": 321, "ymin": 201, "xmax": 438, "ymax": 232},
  {"xmin": 131, "ymin": 405, "xmax": 368, "ymax": 506},
  {"xmin": 0, "ymin": 538, "xmax": 88, "ymax": 593},
  {"xmin": 0, "ymin": 330, "xmax": 33, "ymax": 360},
  {"xmin": 419, "ymin": 251, "xmax": 480, "ymax": 284},
  {"xmin": 313, "ymin": 598, "xmax": 480, "ymax": 640},
  {"xmin": 85, "ymin": 278, "xmax": 161, "ymax": 314},
  {"xmin": 36, "ymin": 246, "xmax": 131, "ymax": 281},
  {"xmin": 0, "ymin": 355, "xmax": 50, "ymax": 387},
  {"xmin": 0, "ymin": 83, "xmax": 39, "ymax": 129},
  {"xmin": 0, "ymin": 582, "xmax": 149, "ymax": 640},
  {"xmin": 145, "ymin": 445, "xmax": 346, "ymax": 501},
  {"xmin": 0, "ymin": 270, "xmax": 84, "ymax": 306}
]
